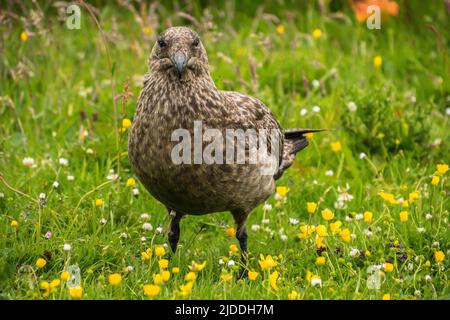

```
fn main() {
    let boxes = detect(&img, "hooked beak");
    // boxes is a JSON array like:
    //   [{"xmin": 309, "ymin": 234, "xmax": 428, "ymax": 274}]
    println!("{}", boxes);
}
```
[{"xmin": 171, "ymin": 51, "xmax": 188, "ymax": 75}]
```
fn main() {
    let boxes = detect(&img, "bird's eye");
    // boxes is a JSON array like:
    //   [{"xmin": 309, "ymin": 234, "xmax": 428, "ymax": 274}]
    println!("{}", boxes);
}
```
[
  {"xmin": 157, "ymin": 39, "xmax": 166, "ymax": 48},
  {"xmin": 192, "ymin": 38, "xmax": 200, "ymax": 47}
]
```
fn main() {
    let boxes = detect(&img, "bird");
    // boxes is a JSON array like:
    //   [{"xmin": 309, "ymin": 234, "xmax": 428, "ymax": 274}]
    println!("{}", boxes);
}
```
[{"xmin": 128, "ymin": 26, "xmax": 323, "ymax": 269}]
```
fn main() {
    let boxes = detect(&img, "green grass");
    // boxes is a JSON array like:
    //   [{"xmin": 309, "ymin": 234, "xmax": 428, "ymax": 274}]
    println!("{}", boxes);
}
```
[{"xmin": 0, "ymin": 0, "xmax": 449, "ymax": 300}]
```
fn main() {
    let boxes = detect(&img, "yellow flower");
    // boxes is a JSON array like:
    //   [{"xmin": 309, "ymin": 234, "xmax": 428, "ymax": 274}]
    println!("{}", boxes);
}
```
[
  {"xmin": 40, "ymin": 281, "xmax": 50, "ymax": 290},
  {"xmin": 172, "ymin": 267, "xmax": 180, "ymax": 274},
  {"xmin": 378, "ymin": 192, "xmax": 399, "ymax": 204},
  {"xmin": 11, "ymin": 220, "xmax": 19, "ymax": 228},
  {"xmin": 248, "ymin": 271, "xmax": 259, "ymax": 281},
  {"xmin": 275, "ymin": 24, "xmax": 285, "ymax": 34},
  {"xmin": 126, "ymin": 178, "xmax": 136, "ymax": 187},
  {"xmin": 49, "ymin": 279, "xmax": 60, "ymax": 288},
  {"xmin": 384, "ymin": 263, "xmax": 394, "ymax": 273},
  {"xmin": 402, "ymin": 200, "xmax": 409, "ymax": 208},
  {"xmin": 365, "ymin": 250, "xmax": 371, "ymax": 257},
  {"xmin": 312, "ymin": 28, "xmax": 322, "ymax": 39},
  {"xmin": 431, "ymin": 175, "xmax": 440, "ymax": 186},
  {"xmin": 425, "ymin": 260, "xmax": 431, "ymax": 267},
  {"xmin": 108, "ymin": 273, "xmax": 122, "ymax": 286},
  {"xmin": 69, "ymin": 286, "xmax": 83, "ymax": 298},
  {"xmin": 330, "ymin": 141, "xmax": 342, "ymax": 153},
  {"xmin": 225, "ymin": 227, "xmax": 236, "ymax": 238},
  {"xmin": 321, "ymin": 209, "xmax": 334, "ymax": 221},
  {"xmin": 20, "ymin": 31, "xmax": 28, "ymax": 42},
  {"xmin": 376, "ymin": 133, "xmax": 385, "ymax": 139},
  {"xmin": 373, "ymin": 55, "xmax": 383, "ymax": 68},
  {"xmin": 95, "ymin": 198, "xmax": 104, "ymax": 206},
  {"xmin": 153, "ymin": 273, "xmax": 163, "ymax": 285},
  {"xmin": 269, "ymin": 271, "xmax": 278, "ymax": 291},
  {"xmin": 221, "ymin": 273, "xmax": 233, "ymax": 282},
  {"xmin": 306, "ymin": 270, "xmax": 313, "ymax": 283},
  {"xmin": 258, "ymin": 254, "xmax": 277, "ymax": 270},
  {"xmin": 329, "ymin": 220, "xmax": 342, "ymax": 234},
  {"xmin": 305, "ymin": 133, "xmax": 313, "ymax": 140},
  {"xmin": 161, "ymin": 270, "xmax": 171, "ymax": 282},
  {"xmin": 61, "ymin": 271, "xmax": 70, "ymax": 281},
  {"xmin": 363, "ymin": 211, "xmax": 373, "ymax": 223},
  {"xmin": 185, "ymin": 272, "xmax": 197, "ymax": 282},
  {"xmin": 142, "ymin": 26, "xmax": 153, "ymax": 35},
  {"xmin": 229, "ymin": 244, "xmax": 238, "ymax": 253},
  {"xmin": 154, "ymin": 245, "xmax": 165, "ymax": 257},
  {"xmin": 189, "ymin": 260, "xmax": 207, "ymax": 272},
  {"xmin": 315, "ymin": 256, "xmax": 326, "ymax": 266},
  {"xmin": 141, "ymin": 248, "xmax": 152, "ymax": 260},
  {"xmin": 180, "ymin": 281, "xmax": 194, "ymax": 296},
  {"xmin": 36, "ymin": 258, "xmax": 47, "ymax": 268},
  {"xmin": 399, "ymin": 211, "xmax": 408, "ymax": 222},
  {"xmin": 436, "ymin": 164, "xmax": 449, "ymax": 175},
  {"xmin": 382, "ymin": 293, "xmax": 390, "ymax": 300},
  {"xmin": 408, "ymin": 191, "xmax": 419, "ymax": 203},
  {"xmin": 340, "ymin": 228, "xmax": 351, "ymax": 243},
  {"xmin": 276, "ymin": 186, "xmax": 290, "ymax": 197},
  {"xmin": 435, "ymin": 251, "xmax": 445, "ymax": 262},
  {"xmin": 307, "ymin": 202, "xmax": 317, "ymax": 214},
  {"xmin": 288, "ymin": 290, "xmax": 298, "ymax": 300},
  {"xmin": 122, "ymin": 118, "xmax": 132, "ymax": 129},
  {"xmin": 158, "ymin": 259, "xmax": 169, "ymax": 269},
  {"xmin": 143, "ymin": 284, "xmax": 160, "ymax": 297},
  {"xmin": 316, "ymin": 224, "xmax": 328, "ymax": 237}
]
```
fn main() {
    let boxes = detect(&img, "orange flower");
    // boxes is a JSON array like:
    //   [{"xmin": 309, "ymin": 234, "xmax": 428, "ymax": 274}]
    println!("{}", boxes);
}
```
[{"xmin": 352, "ymin": 0, "xmax": 399, "ymax": 22}]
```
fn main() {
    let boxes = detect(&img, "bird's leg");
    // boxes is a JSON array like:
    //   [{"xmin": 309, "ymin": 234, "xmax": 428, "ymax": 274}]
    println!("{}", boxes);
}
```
[
  {"xmin": 232, "ymin": 210, "xmax": 249, "ymax": 279},
  {"xmin": 168, "ymin": 209, "xmax": 182, "ymax": 256}
]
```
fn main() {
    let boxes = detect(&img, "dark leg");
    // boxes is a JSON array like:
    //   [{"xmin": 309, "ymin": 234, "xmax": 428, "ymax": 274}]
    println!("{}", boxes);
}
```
[
  {"xmin": 168, "ymin": 209, "xmax": 182, "ymax": 254},
  {"xmin": 232, "ymin": 210, "xmax": 249, "ymax": 279}
]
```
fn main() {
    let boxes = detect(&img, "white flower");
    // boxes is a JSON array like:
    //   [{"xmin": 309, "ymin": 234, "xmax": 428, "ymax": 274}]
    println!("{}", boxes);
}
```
[
  {"xmin": 425, "ymin": 214, "xmax": 433, "ymax": 220},
  {"xmin": 39, "ymin": 193, "xmax": 46, "ymax": 200},
  {"xmin": 142, "ymin": 222, "xmax": 153, "ymax": 231},
  {"xmin": 345, "ymin": 216, "xmax": 353, "ymax": 222},
  {"xmin": 300, "ymin": 108, "xmax": 308, "ymax": 116},
  {"xmin": 355, "ymin": 213, "xmax": 363, "ymax": 220},
  {"xmin": 313, "ymin": 180, "xmax": 318, "ymax": 185},
  {"xmin": 312, "ymin": 106, "xmax": 320, "ymax": 113},
  {"xmin": 163, "ymin": 243, "xmax": 168, "ymax": 250},
  {"xmin": 312, "ymin": 79, "xmax": 320, "ymax": 88},
  {"xmin": 432, "ymin": 241, "xmax": 440, "ymax": 248},
  {"xmin": 349, "ymin": 248, "xmax": 359, "ymax": 257},
  {"xmin": 425, "ymin": 274, "xmax": 431, "ymax": 282},
  {"xmin": 416, "ymin": 227, "xmax": 425, "ymax": 233},
  {"xmin": 120, "ymin": 232, "xmax": 128, "ymax": 239},
  {"xmin": 325, "ymin": 170, "xmax": 334, "ymax": 176},
  {"xmin": 446, "ymin": 107, "xmax": 450, "ymax": 116},
  {"xmin": 140, "ymin": 237, "xmax": 147, "ymax": 242},
  {"xmin": 407, "ymin": 263, "xmax": 414, "ymax": 271},
  {"xmin": 414, "ymin": 290, "xmax": 421, "ymax": 297},
  {"xmin": 251, "ymin": 224, "xmax": 260, "ymax": 231},
  {"xmin": 156, "ymin": 226, "xmax": 163, "ymax": 234},
  {"xmin": 22, "ymin": 157, "xmax": 35, "ymax": 167},
  {"xmin": 59, "ymin": 158, "xmax": 69, "ymax": 166},
  {"xmin": 263, "ymin": 203, "xmax": 273, "ymax": 211},
  {"xmin": 347, "ymin": 101, "xmax": 357, "ymax": 112},
  {"xmin": 132, "ymin": 188, "xmax": 139, "ymax": 196},
  {"xmin": 52, "ymin": 181, "xmax": 59, "ymax": 188},
  {"xmin": 410, "ymin": 95, "xmax": 416, "ymax": 103},
  {"xmin": 280, "ymin": 234, "xmax": 288, "ymax": 242},
  {"xmin": 124, "ymin": 266, "xmax": 134, "ymax": 273},
  {"xmin": 289, "ymin": 218, "xmax": 299, "ymax": 225},
  {"xmin": 0, "ymin": 192, "xmax": 4, "ymax": 198},
  {"xmin": 274, "ymin": 193, "xmax": 283, "ymax": 201},
  {"xmin": 106, "ymin": 169, "xmax": 118, "ymax": 180},
  {"xmin": 63, "ymin": 243, "xmax": 72, "ymax": 251},
  {"xmin": 351, "ymin": 233, "xmax": 356, "ymax": 240},
  {"xmin": 140, "ymin": 213, "xmax": 150, "ymax": 221},
  {"xmin": 334, "ymin": 201, "xmax": 345, "ymax": 209},
  {"xmin": 338, "ymin": 192, "xmax": 354, "ymax": 202},
  {"xmin": 86, "ymin": 148, "xmax": 94, "ymax": 155},
  {"xmin": 261, "ymin": 219, "xmax": 270, "ymax": 224},
  {"xmin": 227, "ymin": 260, "xmax": 235, "ymax": 267},
  {"xmin": 359, "ymin": 152, "xmax": 366, "ymax": 159},
  {"xmin": 363, "ymin": 229, "xmax": 373, "ymax": 237},
  {"xmin": 310, "ymin": 277, "xmax": 322, "ymax": 287},
  {"xmin": 67, "ymin": 175, "xmax": 75, "ymax": 181},
  {"xmin": 99, "ymin": 218, "xmax": 107, "ymax": 225},
  {"xmin": 218, "ymin": 258, "xmax": 224, "ymax": 265}
]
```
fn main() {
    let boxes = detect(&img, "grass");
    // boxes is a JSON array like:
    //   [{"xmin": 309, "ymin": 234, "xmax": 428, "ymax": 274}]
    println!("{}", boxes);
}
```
[{"xmin": 0, "ymin": 0, "xmax": 449, "ymax": 300}]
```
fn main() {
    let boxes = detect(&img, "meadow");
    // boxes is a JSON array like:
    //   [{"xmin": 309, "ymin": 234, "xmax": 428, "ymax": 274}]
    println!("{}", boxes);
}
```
[{"xmin": 0, "ymin": 0, "xmax": 449, "ymax": 300}]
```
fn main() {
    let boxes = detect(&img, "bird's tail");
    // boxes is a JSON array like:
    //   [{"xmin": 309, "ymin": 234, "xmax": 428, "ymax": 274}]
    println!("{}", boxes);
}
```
[{"xmin": 274, "ymin": 128, "xmax": 326, "ymax": 180}]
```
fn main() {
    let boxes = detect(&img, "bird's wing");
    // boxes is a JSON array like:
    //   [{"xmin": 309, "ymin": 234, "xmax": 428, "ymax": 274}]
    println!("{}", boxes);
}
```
[{"xmin": 221, "ymin": 91, "xmax": 284, "ymax": 170}]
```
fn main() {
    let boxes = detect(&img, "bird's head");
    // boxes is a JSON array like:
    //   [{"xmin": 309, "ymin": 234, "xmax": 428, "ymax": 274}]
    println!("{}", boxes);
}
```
[{"xmin": 148, "ymin": 27, "xmax": 209, "ymax": 82}]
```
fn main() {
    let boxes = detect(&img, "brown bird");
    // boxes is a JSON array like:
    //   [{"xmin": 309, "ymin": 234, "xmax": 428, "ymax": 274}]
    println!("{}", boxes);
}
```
[{"xmin": 129, "ymin": 27, "xmax": 322, "ymax": 268}]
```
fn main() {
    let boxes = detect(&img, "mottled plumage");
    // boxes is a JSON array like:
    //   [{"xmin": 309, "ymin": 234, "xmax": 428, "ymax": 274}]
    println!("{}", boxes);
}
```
[{"xmin": 129, "ymin": 27, "xmax": 322, "ymax": 268}]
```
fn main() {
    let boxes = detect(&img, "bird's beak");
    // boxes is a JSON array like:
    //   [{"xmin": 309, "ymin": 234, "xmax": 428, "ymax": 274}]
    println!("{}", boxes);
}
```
[{"xmin": 171, "ymin": 51, "xmax": 188, "ymax": 75}]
